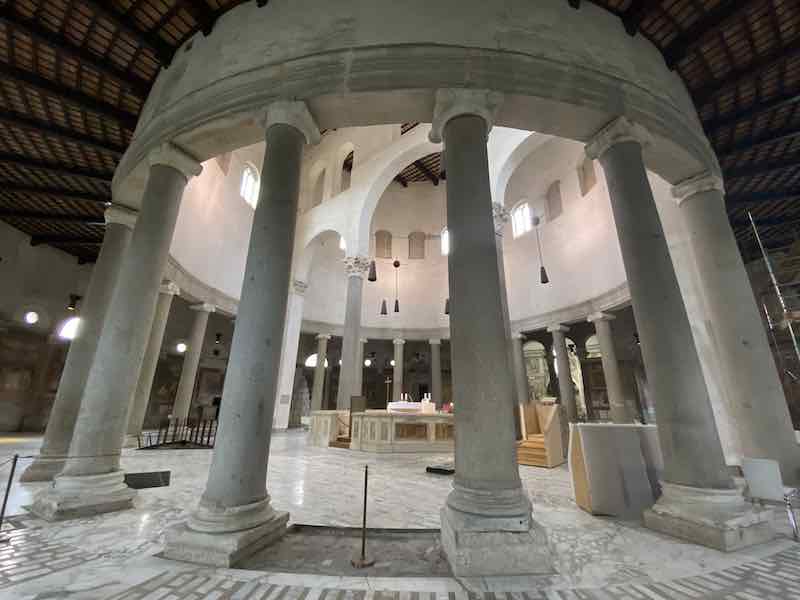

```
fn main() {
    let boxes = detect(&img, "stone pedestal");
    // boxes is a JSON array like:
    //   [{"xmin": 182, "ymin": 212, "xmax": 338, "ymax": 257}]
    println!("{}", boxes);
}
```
[
  {"xmin": 432, "ymin": 89, "xmax": 553, "ymax": 576},
  {"xmin": 28, "ymin": 471, "xmax": 136, "ymax": 521},
  {"xmin": 644, "ymin": 483, "xmax": 774, "ymax": 552},
  {"xmin": 163, "ymin": 101, "xmax": 319, "ymax": 566},
  {"xmin": 21, "ymin": 208, "xmax": 135, "ymax": 482}
]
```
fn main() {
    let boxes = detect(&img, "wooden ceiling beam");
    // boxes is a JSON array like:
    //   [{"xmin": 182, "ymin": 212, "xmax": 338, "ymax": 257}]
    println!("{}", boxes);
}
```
[
  {"xmin": 718, "ymin": 122, "xmax": 800, "ymax": 160},
  {"xmin": 413, "ymin": 160, "xmax": 439, "ymax": 185},
  {"xmin": 0, "ymin": 210, "xmax": 105, "ymax": 225},
  {"xmin": 178, "ymin": 1, "xmax": 218, "ymax": 36},
  {"xmin": 621, "ymin": 0, "xmax": 659, "ymax": 36},
  {"xmin": 0, "ymin": 152, "xmax": 113, "ymax": 182},
  {"xmin": 726, "ymin": 155, "xmax": 800, "ymax": 179},
  {"xmin": 0, "ymin": 109, "xmax": 126, "ymax": 156},
  {"xmin": 79, "ymin": 1, "xmax": 175, "ymax": 65},
  {"xmin": 0, "ymin": 183, "xmax": 110, "ymax": 204},
  {"xmin": 704, "ymin": 89, "xmax": 800, "ymax": 135},
  {"xmin": 662, "ymin": 0, "xmax": 746, "ymax": 69},
  {"xmin": 30, "ymin": 234, "xmax": 102, "ymax": 247},
  {"xmin": 694, "ymin": 37, "xmax": 800, "ymax": 107},
  {"xmin": 726, "ymin": 190, "xmax": 800, "ymax": 207},
  {"xmin": 0, "ymin": 62, "xmax": 139, "ymax": 130},
  {"xmin": 0, "ymin": 8, "xmax": 151, "ymax": 98}
]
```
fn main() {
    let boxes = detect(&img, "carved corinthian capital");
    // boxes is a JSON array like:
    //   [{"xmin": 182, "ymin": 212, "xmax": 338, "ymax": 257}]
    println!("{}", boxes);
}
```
[{"xmin": 343, "ymin": 256, "xmax": 371, "ymax": 278}]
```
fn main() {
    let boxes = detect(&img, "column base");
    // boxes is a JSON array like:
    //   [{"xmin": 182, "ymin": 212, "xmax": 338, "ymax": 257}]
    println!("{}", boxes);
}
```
[
  {"xmin": 440, "ymin": 485, "xmax": 554, "ymax": 576},
  {"xmin": 164, "ymin": 510, "xmax": 289, "ymax": 567},
  {"xmin": 123, "ymin": 435, "xmax": 140, "ymax": 449},
  {"xmin": 643, "ymin": 482, "xmax": 775, "ymax": 552},
  {"xmin": 26, "ymin": 471, "xmax": 136, "ymax": 521},
  {"xmin": 19, "ymin": 456, "xmax": 65, "ymax": 482}
]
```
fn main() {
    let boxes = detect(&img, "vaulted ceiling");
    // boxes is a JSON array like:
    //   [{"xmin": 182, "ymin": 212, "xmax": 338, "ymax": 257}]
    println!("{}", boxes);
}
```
[{"xmin": 0, "ymin": 0, "xmax": 797, "ymax": 263}]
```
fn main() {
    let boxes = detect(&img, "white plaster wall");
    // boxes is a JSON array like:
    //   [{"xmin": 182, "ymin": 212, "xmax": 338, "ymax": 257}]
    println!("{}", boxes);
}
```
[{"xmin": 0, "ymin": 220, "xmax": 92, "ymax": 333}]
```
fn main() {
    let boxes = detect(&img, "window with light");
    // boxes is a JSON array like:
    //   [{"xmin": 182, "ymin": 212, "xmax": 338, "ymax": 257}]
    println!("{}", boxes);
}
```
[
  {"xmin": 240, "ymin": 164, "xmax": 260, "ymax": 209},
  {"xmin": 441, "ymin": 228, "xmax": 450, "ymax": 256},
  {"xmin": 512, "ymin": 202, "xmax": 533, "ymax": 238}
]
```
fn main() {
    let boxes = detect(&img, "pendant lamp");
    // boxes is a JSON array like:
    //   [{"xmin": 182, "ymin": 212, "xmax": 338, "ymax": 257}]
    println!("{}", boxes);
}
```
[
  {"xmin": 534, "ymin": 215, "xmax": 550, "ymax": 285},
  {"xmin": 368, "ymin": 260, "xmax": 377, "ymax": 282}
]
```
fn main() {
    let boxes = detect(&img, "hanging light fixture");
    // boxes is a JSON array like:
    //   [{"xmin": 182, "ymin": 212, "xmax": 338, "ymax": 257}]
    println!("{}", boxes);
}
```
[
  {"xmin": 533, "ymin": 215, "xmax": 550, "ymax": 284},
  {"xmin": 444, "ymin": 298, "xmax": 450, "ymax": 315},
  {"xmin": 368, "ymin": 260, "xmax": 377, "ymax": 282},
  {"xmin": 380, "ymin": 299, "xmax": 388, "ymax": 316},
  {"xmin": 393, "ymin": 260, "xmax": 401, "ymax": 312},
  {"xmin": 67, "ymin": 294, "xmax": 82, "ymax": 311}
]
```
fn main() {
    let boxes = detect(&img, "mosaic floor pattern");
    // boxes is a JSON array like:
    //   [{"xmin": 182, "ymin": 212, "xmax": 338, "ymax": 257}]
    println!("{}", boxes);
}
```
[{"xmin": 0, "ymin": 431, "xmax": 799, "ymax": 599}]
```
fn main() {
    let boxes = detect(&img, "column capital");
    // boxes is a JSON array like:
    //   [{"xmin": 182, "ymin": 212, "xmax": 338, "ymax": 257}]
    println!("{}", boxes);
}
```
[
  {"xmin": 492, "ymin": 203, "xmax": 511, "ymax": 236},
  {"xmin": 149, "ymin": 142, "xmax": 203, "ymax": 179},
  {"xmin": 585, "ymin": 117, "xmax": 652, "ymax": 160},
  {"xmin": 587, "ymin": 311, "xmax": 615, "ymax": 323},
  {"xmin": 159, "ymin": 281, "xmax": 180, "ymax": 296},
  {"xmin": 429, "ymin": 338, "xmax": 442, "ymax": 345},
  {"xmin": 429, "ymin": 88, "xmax": 505, "ymax": 144},
  {"xmin": 547, "ymin": 324, "xmax": 569, "ymax": 334},
  {"xmin": 262, "ymin": 100, "xmax": 321, "ymax": 146},
  {"xmin": 393, "ymin": 338, "xmax": 406, "ymax": 346},
  {"xmin": 292, "ymin": 279, "xmax": 309, "ymax": 296},
  {"xmin": 190, "ymin": 302, "xmax": 216, "ymax": 313},
  {"xmin": 671, "ymin": 171, "xmax": 725, "ymax": 205},
  {"xmin": 104, "ymin": 205, "xmax": 137, "ymax": 229},
  {"xmin": 316, "ymin": 334, "xmax": 332, "ymax": 341},
  {"xmin": 343, "ymin": 255, "xmax": 371, "ymax": 278}
]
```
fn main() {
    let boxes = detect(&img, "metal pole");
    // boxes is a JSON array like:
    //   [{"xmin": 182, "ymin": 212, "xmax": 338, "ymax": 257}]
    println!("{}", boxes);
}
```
[
  {"xmin": 0, "ymin": 454, "xmax": 19, "ymax": 543},
  {"xmin": 351, "ymin": 464, "xmax": 374, "ymax": 568}
]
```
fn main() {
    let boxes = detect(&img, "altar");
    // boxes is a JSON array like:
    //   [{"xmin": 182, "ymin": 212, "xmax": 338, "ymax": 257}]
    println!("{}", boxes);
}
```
[{"xmin": 350, "ymin": 410, "xmax": 454, "ymax": 453}]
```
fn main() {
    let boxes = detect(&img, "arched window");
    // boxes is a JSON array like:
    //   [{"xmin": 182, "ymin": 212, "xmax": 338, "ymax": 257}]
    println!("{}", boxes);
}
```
[
  {"xmin": 375, "ymin": 230, "xmax": 392, "ymax": 259},
  {"xmin": 408, "ymin": 231, "xmax": 426, "ymax": 259},
  {"xmin": 512, "ymin": 202, "xmax": 532, "ymax": 238},
  {"xmin": 240, "ymin": 164, "xmax": 260, "ymax": 209},
  {"xmin": 578, "ymin": 155, "xmax": 597, "ymax": 196},
  {"xmin": 305, "ymin": 353, "xmax": 329, "ymax": 368},
  {"xmin": 546, "ymin": 181, "xmax": 563, "ymax": 220},
  {"xmin": 311, "ymin": 168, "xmax": 325, "ymax": 208},
  {"xmin": 441, "ymin": 227, "xmax": 450, "ymax": 256}
]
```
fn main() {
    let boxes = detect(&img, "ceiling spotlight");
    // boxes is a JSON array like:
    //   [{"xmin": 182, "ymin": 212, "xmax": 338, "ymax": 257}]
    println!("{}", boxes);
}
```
[
  {"xmin": 58, "ymin": 316, "xmax": 80, "ymax": 340},
  {"xmin": 364, "ymin": 358, "xmax": 372, "ymax": 367},
  {"xmin": 23, "ymin": 311, "xmax": 39, "ymax": 325},
  {"xmin": 176, "ymin": 342, "xmax": 188, "ymax": 354},
  {"xmin": 390, "ymin": 359, "xmax": 396, "ymax": 367}
]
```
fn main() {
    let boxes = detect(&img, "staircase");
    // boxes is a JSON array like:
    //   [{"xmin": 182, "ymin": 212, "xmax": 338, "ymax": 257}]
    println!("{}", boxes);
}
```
[{"xmin": 517, "ymin": 434, "xmax": 563, "ymax": 468}]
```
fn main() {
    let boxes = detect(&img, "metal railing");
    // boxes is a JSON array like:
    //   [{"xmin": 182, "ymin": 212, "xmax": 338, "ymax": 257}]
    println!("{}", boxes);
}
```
[{"xmin": 138, "ymin": 418, "xmax": 218, "ymax": 449}]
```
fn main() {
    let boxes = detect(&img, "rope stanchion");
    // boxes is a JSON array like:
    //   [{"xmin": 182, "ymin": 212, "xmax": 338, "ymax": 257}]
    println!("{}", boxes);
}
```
[{"xmin": 0, "ymin": 454, "xmax": 19, "ymax": 544}]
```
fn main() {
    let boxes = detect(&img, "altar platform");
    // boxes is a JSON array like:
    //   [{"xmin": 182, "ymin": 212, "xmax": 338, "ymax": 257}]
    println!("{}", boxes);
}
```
[{"xmin": 350, "ymin": 410, "xmax": 454, "ymax": 453}]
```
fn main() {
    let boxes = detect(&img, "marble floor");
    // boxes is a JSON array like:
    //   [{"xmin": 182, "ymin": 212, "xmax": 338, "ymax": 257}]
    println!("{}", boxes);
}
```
[{"xmin": 1, "ymin": 431, "xmax": 799, "ymax": 599}]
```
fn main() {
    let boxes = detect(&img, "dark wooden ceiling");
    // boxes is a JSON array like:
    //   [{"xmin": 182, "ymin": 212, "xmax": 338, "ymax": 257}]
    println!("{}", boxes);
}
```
[{"xmin": 0, "ymin": 0, "xmax": 798, "ymax": 263}]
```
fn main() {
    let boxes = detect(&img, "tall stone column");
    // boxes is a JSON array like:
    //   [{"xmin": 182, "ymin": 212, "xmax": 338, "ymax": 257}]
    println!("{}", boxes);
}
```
[
  {"xmin": 429, "ymin": 339, "xmax": 443, "ymax": 407},
  {"xmin": 430, "ymin": 89, "xmax": 552, "ymax": 576},
  {"xmin": 172, "ymin": 303, "xmax": 215, "ymax": 421},
  {"xmin": 355, "ymin": 337, "xmax": 367, "ymax": 399},
  {"xmin": 674, "ymin": 173, "xmax": 800, "ymax": 484},
  {"xmin": 164, "ymin": 101, "xmax": 320, "ymax": 567},
  {"xmin": 30, "ymin": 144, "xmax": 202, "ymax": 520},
  {"xmin": 310, "ymin": 334, "xmax": 330, "ymax": 412},
  {"xmin": 336, "ymin": 256, "xmax": 370, "ymax": 410},
  {"xmin": 549, "ymin": 325, "xmax": 577, "ymax": 423},
  {"xmin": 125, "ymin": 281, "xmax": 179, "ymax": 443},
  {"xmin": 21, "ymin": 206, "xmax": 136, "ymax": 482},
  {"xmin": 273, "ymin": 279, "xmax": 307, "ymax": 429},
  {"xmin": 587, "ymin": 312, "xmax": 631, "ymax": 423},
  {"xmin": 511, "ymin": 334, "xmax": 530, "ymax": 407},
  {"xmin": 587, "ymin": 117, "xmax": 772, "ymax": 551},
  {"xmin": 392, "ymin": 339, "xmax": 405, "ymax": 402}
]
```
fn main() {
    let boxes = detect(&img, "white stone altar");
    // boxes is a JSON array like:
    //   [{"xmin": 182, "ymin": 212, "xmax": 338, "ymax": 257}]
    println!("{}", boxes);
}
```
[
  {"xmin": 350, "ymin": 409, "xmax": 454, "ymax": 453},
  {"xmin": 309, "ymin": 410, "xmax": 349, "ymax": 447}
]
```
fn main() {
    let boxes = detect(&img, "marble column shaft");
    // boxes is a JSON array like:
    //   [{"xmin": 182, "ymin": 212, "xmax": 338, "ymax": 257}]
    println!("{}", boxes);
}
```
[
  {"xmin": 126, "ymin": 282, "xmax": 179, "ymax": 439},
  {"xmin": 273, "ymin": 280, "xmax": 307, "ymax": 429},
  {"xmin": 355, "ymin": 338, "xmax": 367, "ymax": 399},
  {"xmin": 430, "ymin": 339, "xmax": 443, "ymax": 407},
  {"xmin": 588, "ymin": 313, "xmax": 631, "ymax": 423},
  {"xmin": 588, "ymin": 123, "xmax": 732, "ymax": 490},
  {"xmin": 64, "ymin": 158, "xmax": 198, "ymax": 478},
  {"xmin": 549, "ymin": 325, "xmax": 578, "ymax": 423},
  {"xmin": 173, "ymin": 303, "xmax": 215, "ymax": 421},
  {"xmin": 392, "ymin": 339, "xmax": 405, "ymax": 402},
  {"xmin": 336, "ymin": 258, "xmax": 369, "ymax": 410},
  {"xmin": 21, "ymin": 211, "xmax": 134, "ymax": 482},
  {"xmin": 194, "ymin": 120, "xmax": 307, "ymax": 522},
  {"xmin": 676, "ymin": 175, "xmax": 800, "ymax": 484},
  {"xmin": 310, "ymin": 335, "xmax": 330, "ymax": 412}
]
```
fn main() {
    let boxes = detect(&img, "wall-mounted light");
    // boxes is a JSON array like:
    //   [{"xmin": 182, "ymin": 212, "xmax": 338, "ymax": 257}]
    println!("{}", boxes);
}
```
[
  {"xmin": 23, "ymin": 311, "xmax": 39, "ymax": 325},
  {"xmin": 67, "ymin": 294, "xmax": 82, "ymax": 311}
]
